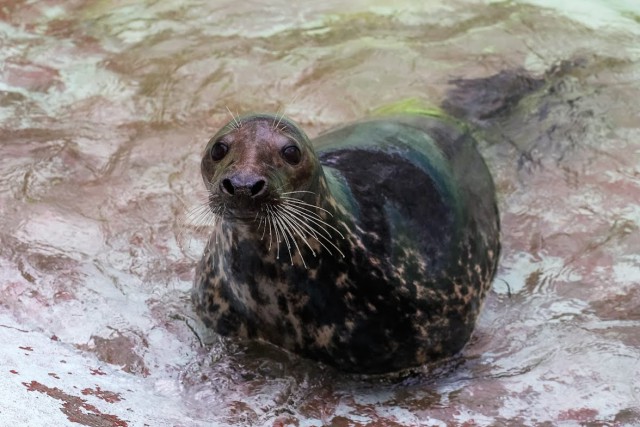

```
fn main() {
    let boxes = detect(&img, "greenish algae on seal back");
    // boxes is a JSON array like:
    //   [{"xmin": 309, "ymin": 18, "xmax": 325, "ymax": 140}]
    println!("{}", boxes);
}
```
[{"xmin": 192, "ymin": 112, "xmax": 500, "ymax": 374}]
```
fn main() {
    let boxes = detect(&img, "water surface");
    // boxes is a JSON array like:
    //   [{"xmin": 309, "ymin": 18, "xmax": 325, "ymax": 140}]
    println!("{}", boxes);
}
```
[{"xmin": 1, "ymin": 0, "xmax": 639, "ymax": 425}]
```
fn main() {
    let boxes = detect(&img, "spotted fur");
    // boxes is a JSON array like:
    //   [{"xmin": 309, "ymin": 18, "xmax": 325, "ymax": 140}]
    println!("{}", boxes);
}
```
[{"xmin": 192, "ymin": 113, "xmax": 500, "ymax": 374}]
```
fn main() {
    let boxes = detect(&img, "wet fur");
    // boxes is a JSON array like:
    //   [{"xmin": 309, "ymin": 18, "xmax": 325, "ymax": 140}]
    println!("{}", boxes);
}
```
[{"xmin": 193, "ymin": 113, "xmax": 500, "ymax": 374}]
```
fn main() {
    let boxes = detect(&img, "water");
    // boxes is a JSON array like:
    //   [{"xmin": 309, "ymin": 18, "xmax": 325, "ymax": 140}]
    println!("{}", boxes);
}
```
[{"xmin": 1, "ymin": 1, "xmax": 639, "ymax": 425}]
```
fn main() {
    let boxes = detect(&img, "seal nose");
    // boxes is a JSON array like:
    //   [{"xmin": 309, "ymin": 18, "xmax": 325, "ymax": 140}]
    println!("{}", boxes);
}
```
[{"xmin": 220, "ymin": 174, "xmax": 267, "ymax": 198}]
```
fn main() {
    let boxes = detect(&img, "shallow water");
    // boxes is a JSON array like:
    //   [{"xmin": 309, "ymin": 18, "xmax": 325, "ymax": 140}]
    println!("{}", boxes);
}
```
[{"xmin": 1, "ymin": 0, "xmax": 639, "ymax": 426}]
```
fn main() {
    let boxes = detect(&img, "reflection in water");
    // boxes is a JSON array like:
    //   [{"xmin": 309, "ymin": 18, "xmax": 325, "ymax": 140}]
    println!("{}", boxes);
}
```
[{"xmin": 0, "ymin": 0, "xmax": 639, "ymax": 425}]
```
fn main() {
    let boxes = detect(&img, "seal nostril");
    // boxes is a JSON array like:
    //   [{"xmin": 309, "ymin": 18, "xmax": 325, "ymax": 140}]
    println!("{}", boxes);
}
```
[
  {"xmin": 221, "ymin": 178, "xmax": 235, "ymax": 195},
  {"xmin": 250, "ymin": 180, "xmax": 266, "ymax": 197}
]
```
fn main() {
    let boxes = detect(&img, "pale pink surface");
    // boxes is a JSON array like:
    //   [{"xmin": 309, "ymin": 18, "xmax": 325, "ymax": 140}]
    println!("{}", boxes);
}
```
[{"xmin": 0, "ymin": 1, "xmax": 639, "ymax": 426}]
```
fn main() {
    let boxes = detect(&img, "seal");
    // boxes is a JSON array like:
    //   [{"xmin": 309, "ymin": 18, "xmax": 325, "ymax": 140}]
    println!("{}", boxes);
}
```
[{"xmin": 192, "ymin": 112, "xmax": 500, "ymax": 374}]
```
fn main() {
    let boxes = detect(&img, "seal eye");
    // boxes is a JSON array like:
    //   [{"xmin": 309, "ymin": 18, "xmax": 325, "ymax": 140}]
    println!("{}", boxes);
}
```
[
  {"xmin": 210, "ymin": 142, "xmax": 228, "ymax": 162},
  {"xmin": 281, "ymin": 145, "xmax": 301, "ymax": 165}
]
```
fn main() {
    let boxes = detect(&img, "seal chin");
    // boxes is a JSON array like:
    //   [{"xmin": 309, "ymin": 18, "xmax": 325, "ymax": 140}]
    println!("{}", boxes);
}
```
[{"xmin": 224, "ymin": 206, "xmax": 262, "ymax": 222}]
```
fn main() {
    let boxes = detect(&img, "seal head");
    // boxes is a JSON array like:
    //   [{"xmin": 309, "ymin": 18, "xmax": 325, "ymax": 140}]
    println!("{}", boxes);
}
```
[{"xmin": 201, "ymin": 114, "xmax": 322, "ymax": 222}]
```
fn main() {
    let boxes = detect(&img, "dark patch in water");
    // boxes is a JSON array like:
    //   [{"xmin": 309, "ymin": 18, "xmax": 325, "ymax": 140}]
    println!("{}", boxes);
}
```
[{"xmin": 443, "ymin": 69, "xmax": 545, "ymax": 123}]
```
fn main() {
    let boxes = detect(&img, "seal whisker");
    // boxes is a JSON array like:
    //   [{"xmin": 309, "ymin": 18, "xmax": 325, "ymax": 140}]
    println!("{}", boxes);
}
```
[
  {"xmin": 272, "ymin": 92, "xmax": 300, "ymax": 131},
  {"xmin": 279, "ymin": 204, "xmax": 332, "ymax": 240},
  {"xmin": 278, "ymin": 210, "xmax": 334, "ymax": 259},
  {"xmin": 225, "ymin": 106, "xmax": 242, "ymax": 129},
  {"xmin": 274, "ymin": 206, "xmax": 317, "ymax": 259},
  {"xmin": 185, "ymin": 202, "xmax": 220, "ymax": 231},
  {"xmin": 279, "ymin": 189, "xmax": 318, "ymax": 200},
  {"xmin": 214, "ymin": 204, "xmax": 226, "ymax": 244},
  {"xmin": 258, "ymin": 208, "xmax": 268, "ymax": 241},
  {"xmin": 267, "ymin": 207, "xmax": 280, "ymax": 259},
  {"xmin": 278, "ymin": 213, "xmax": 318, "ymax": 258},
  {"xmin": 279, "ymin": 205, "xmax": 346, "ymax": 258},
  {"xmin": 270, "ymin": 206, "xmax": 295, "ymax": 265},
  {"xmin": 275, "ymin": 212, "xmax": 296, "ymax": 266},
  {"xmin": 280, "ymin": 199, "xmax": 333, "ymax": 219},
  {"xmin": 281, "ymin": 190, "xmax": 317, "ymax": 196},
  {"xmin": 280, "ymin": 202, "xmax": 346, "ymax": 240},
  {"xmin": 272, "ymin": 106, "xmax": 284, "ymax": 131},
  {"xmin": 280, "ymin": 196, "xmax": 335, "ymax": 218},
  {"xmin": 179, "ymin": 201, "xmax": 224, "ymax": 251},
  {"xmin": 273, "ymin": 206, "xmax": 309, "ymax": 268},
  {"xmin": 185, "ymin": 206, "xmax": 211, "ymax": 229},
  {"xmin": 280, "ymin": 208, "xmax": 333, "ymax": 245},
  {"xmin": 273, "ymin": 111, "xmax": 293, "ymax": 134},
  {"xmin": 267, "ymin": 208, "xmax": 274, "ymax": 251},
  {"xmin": 266, "ymin": 205, "xmax": 282, "ymax": 258}
]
